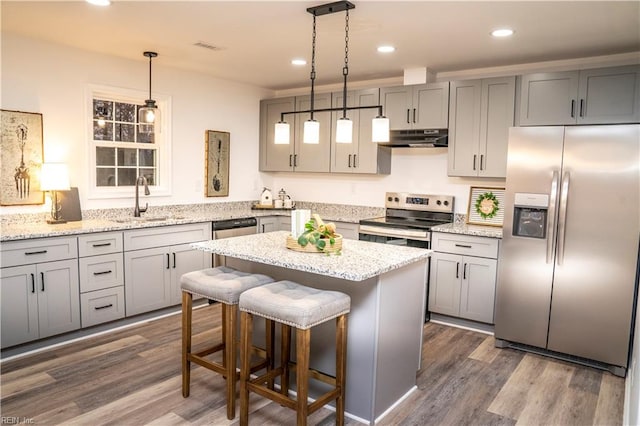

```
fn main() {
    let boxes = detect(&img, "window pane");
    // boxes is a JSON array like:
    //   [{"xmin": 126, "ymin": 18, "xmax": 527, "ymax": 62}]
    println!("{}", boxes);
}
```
[
  {"xmin": 96, "ymin": 147, "xmax": 115, "ymax": 166},
  {"xmin": 140, "ymin": 168, "xmax": 156, "ymax": 185},
  {"xmin": 93, "ymin": 123, "xmax": 113, "ymax": 141},
  {"xmin": 96, "ymin": 168, "xmax": 116, "ymax": 186},
  {"xmin": 117, "ymin": 168, "xmax": 137, "ymax": 186},
  {"xmin": 115, "ymin": 102, "xmax": 136, "ymax": 122},
  {"xmin": 117, "ymin": 148, "xmax": 137, "ymax": 166},
  {"xmin": 139, "ymin": 149, "xmax": 155, "ymax": 167},
  {"xmin": 93, "ymin": 99, "xmax": 113, "ymax": 120},
  {"xmin": 137, "ymin": 127, "xmax": 155, "ymax": 143},
  {"xmin": 115, "ymin": 123, "xmax": 136, "ymax": 142}
]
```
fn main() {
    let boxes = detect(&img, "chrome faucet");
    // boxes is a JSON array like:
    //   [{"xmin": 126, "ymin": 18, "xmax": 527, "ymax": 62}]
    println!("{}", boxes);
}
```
[{"xmin": 134, "ymin": 176, "xmax": 150, "ymax": 217}]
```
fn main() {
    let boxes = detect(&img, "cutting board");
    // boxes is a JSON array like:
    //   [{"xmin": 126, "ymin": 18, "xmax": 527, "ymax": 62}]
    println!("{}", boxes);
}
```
[{"xmin": 58, "ymin": 187, "xmax": 82, "ymax": 222}]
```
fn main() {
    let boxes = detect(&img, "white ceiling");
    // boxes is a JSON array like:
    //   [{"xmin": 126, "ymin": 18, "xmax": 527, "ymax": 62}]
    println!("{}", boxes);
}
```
[{"xmin": 2, "ymin": 1, "xmax": 640, "ymax": 91}]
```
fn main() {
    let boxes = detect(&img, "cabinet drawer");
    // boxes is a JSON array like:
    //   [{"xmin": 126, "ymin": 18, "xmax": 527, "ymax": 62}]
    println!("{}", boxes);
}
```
[
  {"xmin": 78, "ymin": 232, "xmax": 123, "ymax": 257},
  {"xmin": 123, "ymin": 223, "xmax": 211, "ymax": 251},
  {"xmin": 432, "ymin": 232, "xmax": 499, "ymax": 259},
  {"xmin": 79, "ymin": 253, "xmax": 124, "ymax": 293},
  {"xmin": 81, "ymin": 287, "xmax": 125, "ymax": 327},
  {"xmin": 1, "ymin": 237, "xmax": 77, "ymax": 267}
]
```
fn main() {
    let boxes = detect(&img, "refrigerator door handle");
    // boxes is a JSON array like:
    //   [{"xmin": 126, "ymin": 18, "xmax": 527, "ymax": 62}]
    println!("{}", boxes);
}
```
[
  {"xmin": 557, "ymin": 171, "xmax": 570, "ymax": 265},
  {"xmin": 546, "ymin": 170, "xmax": 560, "ymax": 264}
]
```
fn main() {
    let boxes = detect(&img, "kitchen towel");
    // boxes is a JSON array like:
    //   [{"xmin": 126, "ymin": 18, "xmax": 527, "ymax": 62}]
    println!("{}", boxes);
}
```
[{"xmin": 291, "ymin": 209, "xmax": 311, "ymax": 239}]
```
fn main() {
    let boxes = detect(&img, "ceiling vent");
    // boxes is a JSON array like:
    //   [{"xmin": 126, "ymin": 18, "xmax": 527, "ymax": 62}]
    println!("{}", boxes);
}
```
[{"xmin": 193, "ymin": 41, "xmax": 224, "ymax": 51}]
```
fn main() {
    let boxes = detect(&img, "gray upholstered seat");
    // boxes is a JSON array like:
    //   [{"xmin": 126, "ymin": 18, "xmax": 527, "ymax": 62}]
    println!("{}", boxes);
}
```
[
  {"xmin": 180, "ymin": 266, "xmax": 274, "ymax": 305},
  {"xmin": 239, "ymin": 280, "xmax": 351, "ymax": 329}
]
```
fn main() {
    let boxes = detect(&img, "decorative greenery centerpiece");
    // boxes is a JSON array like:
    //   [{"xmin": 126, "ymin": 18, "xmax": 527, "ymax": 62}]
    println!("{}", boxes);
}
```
[
  {"xmin": 287, "ymin": 214, "xmax": 342, "ymax": 255},
  {"xmin": 475, "ymin": 191, "xmax": 500, "ymax": 219}
]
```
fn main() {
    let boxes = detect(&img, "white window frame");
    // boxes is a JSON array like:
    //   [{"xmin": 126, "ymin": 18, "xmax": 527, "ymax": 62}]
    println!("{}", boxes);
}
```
[{"xmin": 86, "ymin": 84, "xmax": 172, "ymax": 199}]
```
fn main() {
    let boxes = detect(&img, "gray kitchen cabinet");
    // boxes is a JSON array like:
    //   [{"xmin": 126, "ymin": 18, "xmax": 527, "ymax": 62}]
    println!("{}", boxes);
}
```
[
  {"xmin": 123, "ymin": 223, "xmax": 211, "ymax": 316},
  {"xmin": 78, "ymin": 232, "xmax": 125, "ymax": 327},
  {"xmin": 259, "ymin": 94, "xmax": 332, "ymax": 173},
  {"xmin": 429, "ymin": 232, "xmax": 499, "ymax": 324},
  {"xmin": 448, "ymin": 77, "xmax": 515, "ymax": 178},
  {"xmin": 380, "ymin": 82, "xmax": 449, "ymax": 130},
  {"xmin": 331, "ymin": 88, "xmax": 391, "ymax": 174},
  {"xmin": 519, "ymin": 65, "xmax": 640, "ymax": 125},
  {"xmin": 258, "ymin": 216, "xmax": 279, "ymax": 233},
  {"xmin": 334, "ymin": 221, "xmax": 359, "ymax": 240},
  {"xmin": 0, "ymin": 236, "xmax": 80, "ymax": 348}
]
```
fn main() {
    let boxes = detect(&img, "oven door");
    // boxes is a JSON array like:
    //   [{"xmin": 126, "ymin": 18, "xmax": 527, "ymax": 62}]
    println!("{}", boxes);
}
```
[{"xmin": 358, "ymin": 224, "xmax": 430, "ymax": 249}]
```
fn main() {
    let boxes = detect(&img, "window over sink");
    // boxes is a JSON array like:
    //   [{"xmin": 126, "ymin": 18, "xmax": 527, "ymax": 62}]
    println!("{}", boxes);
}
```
[{"xmin": 87, "ymin": 84, "xmax": 172, "ymax": 199}]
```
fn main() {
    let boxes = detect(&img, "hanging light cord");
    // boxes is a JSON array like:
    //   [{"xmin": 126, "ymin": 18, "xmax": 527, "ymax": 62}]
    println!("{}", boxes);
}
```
[
  {"xmin": 147, "ymin": 54, "xmax": 153, "ymax": 102},
  {"xmin": 341, "ymin": 9, "xmax": 349, "ymax": 119},
  {"xmin": 309, "ymin": 13, "xmax": 317, "ymax": 121}
]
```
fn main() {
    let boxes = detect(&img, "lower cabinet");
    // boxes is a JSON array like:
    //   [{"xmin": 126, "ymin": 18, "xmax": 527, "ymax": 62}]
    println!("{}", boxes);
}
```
[
  {"xmin": 123, "ymin": 223, "xmax": 211, "ymax": 316},
  {"xmin": 429, "ymin": 232, "xmax": 499, "ymax": 324},
  {"xmin": 257, "ymin": 216, "xmax": 279, "ymax": 233}
]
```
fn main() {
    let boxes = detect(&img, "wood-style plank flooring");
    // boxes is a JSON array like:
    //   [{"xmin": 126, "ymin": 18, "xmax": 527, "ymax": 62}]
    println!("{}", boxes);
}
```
[{"xmin": 0, "ymin": 304, "xmax": 625, "ymax": 425}]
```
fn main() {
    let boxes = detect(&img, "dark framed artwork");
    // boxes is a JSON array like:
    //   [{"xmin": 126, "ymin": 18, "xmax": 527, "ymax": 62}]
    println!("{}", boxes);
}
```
[
  {"xmin": 1, "ymin": 109, "xmax": 44, "ymax": 205},
  {"xmin": 205, "ymin": 130, "xmax": 230, "ymax": 197}
]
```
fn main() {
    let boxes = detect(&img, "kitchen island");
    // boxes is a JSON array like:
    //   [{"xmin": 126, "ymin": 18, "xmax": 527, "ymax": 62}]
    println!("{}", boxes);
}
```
[{"xmin": 192, "ymin": 231, "xmax": 431, "ymax": 425}]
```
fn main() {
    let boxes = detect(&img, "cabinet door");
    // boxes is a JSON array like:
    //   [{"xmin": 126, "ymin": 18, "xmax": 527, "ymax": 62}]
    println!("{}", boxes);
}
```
[
  {"xmin": 260, "ymin": 97, "xmax": 296, "ymax": 171},
  {"xmin": 413, "ymin": 82, "xmax": 450, "ymax": 129},
  {"xmin": 448, "ymin": 79, "xmax": 482, "ymax": 177},
  {"xmin": 578, "ymin": 65, "xmax": 640, "ymax": 124},
  {"xmin": 334, "ymin": 221, "xmax": 359, "ymax": 240},
  {"xmin": 519, "ymin": 71, "xmax": 579, "ymax": 125},
  {"xmin": 124, "ymin": 247, "xmax": 171, "ymax": 316},
  {"xmin": 355, "ymin": 88, "xmax": 390, "ymax": 174},
  {"xmin": 380, "ymin": 86, "xmax": 412, "ymax": 130},
  {"xmin": 294, "ymin": 93, "xmax": 332, "ymax": 172},
  {"xmin": 331, "ymin": 90, "xmax": 357, "ymax": 173},
  {"xmin": 478, "ymin": 76, "xmax": 515, "ymax": 178},
  {"xmin": 428, "ymin": 252, "xmax": 461, "ymax": 317},
  {"xmin": 459, "ymin": 256, "xmax": 497, "ymax": 324},
  {"xmin": 169, "ymin": 243, "xmax": 212, "ymax": 305},
  {"xmin": 37, "ymin": 259, "xmax": 81, "ymax": 339},
  {"xmin": 1, "ymin": 265, "xmax": 39, "ymax": 348},
  {"xmin": 257, "ymin": 216, "xmax": 279, "ymax": 233}
]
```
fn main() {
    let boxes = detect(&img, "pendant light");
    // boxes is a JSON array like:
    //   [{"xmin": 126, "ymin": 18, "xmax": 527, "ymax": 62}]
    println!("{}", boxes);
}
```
[
  {"xmin": 303, "ymin": 13, "xmax": 320, "ymax": 144},
  {"xmin": 138, "ymin": 51, "xmax": 160, "ymax": 134},
  {"xmin": 335, "ymin": 8, "xmax": 353, "ymax": 144}
]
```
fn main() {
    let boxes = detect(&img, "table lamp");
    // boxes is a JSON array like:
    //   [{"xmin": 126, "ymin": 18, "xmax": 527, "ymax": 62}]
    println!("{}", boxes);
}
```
[{"xmin": 40, "ymin": 163, "xmax": 70, "ymax": 224}]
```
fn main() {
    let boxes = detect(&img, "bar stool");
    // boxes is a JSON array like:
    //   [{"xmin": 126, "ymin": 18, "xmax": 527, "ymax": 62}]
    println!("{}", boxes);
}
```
[
  {"xmin": 238, "ymin": 280, "xmax": 351, "ymax": 426},
  {"xmin": 180, "ymin": 266, "xmax": 275, "ymax": 420}
]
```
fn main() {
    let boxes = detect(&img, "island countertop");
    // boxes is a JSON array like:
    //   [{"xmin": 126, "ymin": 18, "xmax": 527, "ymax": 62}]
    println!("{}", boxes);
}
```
[{"xmin": 191, "ymin": 230, "xmax": 431, "ymax": 282}]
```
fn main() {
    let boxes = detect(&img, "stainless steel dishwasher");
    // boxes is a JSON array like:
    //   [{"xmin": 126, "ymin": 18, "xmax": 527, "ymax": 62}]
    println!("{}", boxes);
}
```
[{"xmin": 211, "ymin": 217, "xmax": 257, "ymax": 267}]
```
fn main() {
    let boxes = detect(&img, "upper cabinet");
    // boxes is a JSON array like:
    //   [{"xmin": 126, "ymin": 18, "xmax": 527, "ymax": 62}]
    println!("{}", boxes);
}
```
[
  {"xmin": 448, "ymin": 76, "xmax": 515, "ymax": 178},
  {"xmin": 259, "ymin": 94, "xmax": 331, "ymax": 173},
  {"xmin": 380, "ymin": 82, "xmax": 450, "ymax": 130},
  {"xmin": 519, "ymin": 65, "xmax": 640, "ymax": 125},
  {"xmin": 330, "ymin": 88, "xmax": 391, "ymax": 174}
]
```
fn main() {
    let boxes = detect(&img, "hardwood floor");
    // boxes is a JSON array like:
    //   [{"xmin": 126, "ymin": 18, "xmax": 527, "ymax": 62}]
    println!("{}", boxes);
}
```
[{"xmin": 0, "ymin": 304, "xmax": 625, "ymax": 425}]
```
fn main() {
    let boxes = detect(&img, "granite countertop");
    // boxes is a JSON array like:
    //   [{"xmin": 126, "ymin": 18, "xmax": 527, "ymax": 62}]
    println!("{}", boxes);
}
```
[
  {"xmin": 192, "ymin": 231, "xmax": 431, "ymax": 282},
  {"xmin": 431, "ymin": 222, "xmax": 503, "ymax": 239}
]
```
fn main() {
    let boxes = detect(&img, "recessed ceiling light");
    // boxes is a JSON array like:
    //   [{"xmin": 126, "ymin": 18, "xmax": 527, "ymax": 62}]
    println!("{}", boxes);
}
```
[
  {"xmin": 377, "ymin": 45, "xmax": 395, "ymax": 53},
  {"xmin": 291, "ymin": 59, "xmax": 307, "ymax": 66},
  {"xmin": 491, "ymin": 28, "xmax": 514, "ymax": 37},
  {"xmin": 86, "ymin": 0, "xmax": 111, "ymax": 6}
]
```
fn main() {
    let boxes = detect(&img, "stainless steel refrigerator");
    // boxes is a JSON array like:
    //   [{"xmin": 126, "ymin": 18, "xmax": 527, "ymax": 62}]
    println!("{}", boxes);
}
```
[{"xmin": 495, "ymin": 125, "xmax": 639, "ymax": 376}]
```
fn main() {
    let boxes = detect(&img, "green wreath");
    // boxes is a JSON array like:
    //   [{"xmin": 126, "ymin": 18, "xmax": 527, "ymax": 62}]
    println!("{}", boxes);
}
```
[{"xmin": 475, "ymin": 191, "xmax": 499, "ymax": 219}]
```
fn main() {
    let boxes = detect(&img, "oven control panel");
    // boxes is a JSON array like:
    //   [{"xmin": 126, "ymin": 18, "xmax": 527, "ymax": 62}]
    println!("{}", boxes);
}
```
[{"xmin": 385, "ymin": 192, "xmax": 454, "ymax": 213}]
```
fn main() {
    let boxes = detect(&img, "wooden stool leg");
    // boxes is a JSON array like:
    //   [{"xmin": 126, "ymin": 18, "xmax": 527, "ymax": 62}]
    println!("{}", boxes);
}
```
[
  {"xmin": 265, "ymin": 319, "xmax": 275, "ymax": 390},
  {"xmin": 296, "ymin": 328, "xmax": 310, "ymax": 426},
  {"xmin": 280, "ymin": 324, "xmax": 291, "ymax": 397},
  {"xmin": 224, "ymin": 303, "xmax": 237, "ymax": 420},
  {"xmin": 239, "ymin": 311, "xmax": 253, "ymax": 426},
  {"xmin": 181, "ymin": 291, "xmax": 192, "ymax": 398},
  {"xmin": 335, "ymin": 315, "xmax": 348, "ymax": 426}
]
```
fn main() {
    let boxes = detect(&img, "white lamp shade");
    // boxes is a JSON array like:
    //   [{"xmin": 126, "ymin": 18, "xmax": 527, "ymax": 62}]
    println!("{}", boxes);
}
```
[
  {"xmin": 372, "ymin": 116, "xmax": 390, "ymax": 143},
  {"xmin": 303, "ymin": 119, "xmax": 320, "ymax": 144},
  {"xmin": 40, "ymin": 163, "xmax": 70, "ymax": 191},
  {"xmin": 335, "ymin": 118, "xmax": 353, "ymax": 144},
  {"xmin": 274, "ymin": 121, "xmax": 290, "ymax": 144}
]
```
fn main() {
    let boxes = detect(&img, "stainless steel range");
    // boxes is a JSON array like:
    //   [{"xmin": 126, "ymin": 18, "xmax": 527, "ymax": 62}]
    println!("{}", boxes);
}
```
[{"xmin": 359, "ymin": 192, "xmax": 455, "ymax": 249}]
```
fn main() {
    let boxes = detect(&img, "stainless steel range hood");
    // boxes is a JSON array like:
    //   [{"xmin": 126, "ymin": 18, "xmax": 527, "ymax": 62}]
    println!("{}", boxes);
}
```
[{"xmin": 379, "ymin": 129, "xmax": 448, "ymax": 148}]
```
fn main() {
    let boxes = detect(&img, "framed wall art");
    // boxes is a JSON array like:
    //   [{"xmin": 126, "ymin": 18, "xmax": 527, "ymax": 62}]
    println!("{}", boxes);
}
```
[
  {"xmin": 467, "ymin": 186, "xmax": 505, "ymax": 227},
  {"xmin": 1, "ymin": 109, "xmax": 44, "ymax": 205},
  {"xmin": 205, "ymin": 130, "xmax": 230, "ymax": 197}
]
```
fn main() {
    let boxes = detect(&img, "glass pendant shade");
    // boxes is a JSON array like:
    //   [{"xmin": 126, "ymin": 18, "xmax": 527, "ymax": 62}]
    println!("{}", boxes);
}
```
[
  {"xmin": 372, "ymin": 116, "xmax": 390, "ymax": 143},
  {"xmin": 274, "ymin": 121, "xmax": 290, "ymax": 144},
  {"xmin": 138, "ymin": 100, "xmax": 160, "ymax": 133},
  {"xmin": 303, "ymin": 119, "xmax": 320, "ymax": 144},
  {"xmin": 336, "ymin": 117, "xmax": 353, "ymax": 143}
]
